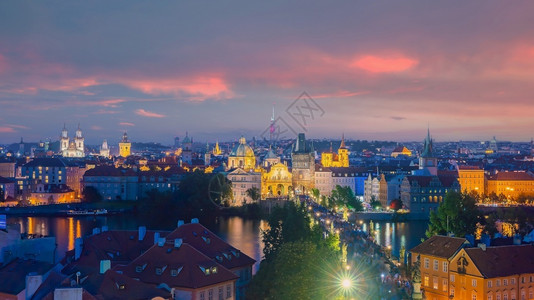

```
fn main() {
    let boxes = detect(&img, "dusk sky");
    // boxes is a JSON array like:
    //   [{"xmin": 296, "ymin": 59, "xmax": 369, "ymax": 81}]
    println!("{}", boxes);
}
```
[{"xmin": 1, "ymin": 1, "xmax": 534, "ymax": 144}]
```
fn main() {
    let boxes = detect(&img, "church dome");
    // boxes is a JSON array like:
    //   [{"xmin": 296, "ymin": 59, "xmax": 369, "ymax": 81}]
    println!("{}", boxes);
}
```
[{"xmin": 230, "ymin": 136, "xmax": 255, "ymax": 157}]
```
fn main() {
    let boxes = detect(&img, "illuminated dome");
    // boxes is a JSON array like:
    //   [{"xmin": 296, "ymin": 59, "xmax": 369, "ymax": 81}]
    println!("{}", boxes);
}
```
[
  {"xmin": 230, "ymin": 136, "xmax": 255, "ymax": 158},
  {"xmin": 227, "ymin": 136, "xmax": 256, "ymax": 170}
]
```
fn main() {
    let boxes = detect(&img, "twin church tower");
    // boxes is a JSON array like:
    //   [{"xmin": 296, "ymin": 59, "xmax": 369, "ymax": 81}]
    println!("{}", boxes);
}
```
[{"xmin": 59, "ymin": 125, "xmax": 131, "ymax": 158}]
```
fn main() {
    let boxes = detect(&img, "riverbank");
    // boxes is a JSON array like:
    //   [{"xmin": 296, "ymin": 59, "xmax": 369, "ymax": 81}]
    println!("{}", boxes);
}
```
[{"xmin": 0, "ymin": 201, "xmax": 134, "ymax": 216}]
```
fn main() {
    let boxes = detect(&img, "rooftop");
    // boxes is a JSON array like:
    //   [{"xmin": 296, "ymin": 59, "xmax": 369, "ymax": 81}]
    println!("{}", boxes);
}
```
[{"xmin": 410, "ymin": 235, "xmax": 468, "ymax": 259}]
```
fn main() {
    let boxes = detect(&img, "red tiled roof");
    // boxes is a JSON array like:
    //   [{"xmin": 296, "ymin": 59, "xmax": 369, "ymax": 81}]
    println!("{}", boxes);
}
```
[
  {"xmin": 84, "ymin": 166, "xmax": 137, "ymax": 177},
  {"xmin": 488, "ymin": 171, "xmax": 534, "ymax": 181},
  {"xmin": 98, "ymin": 270, "xmax": 170, "ymax": 300},
  {"xmin": 410, "ymin": 235, "xmax": 468, "ymax": 259},
  {"xmin": 62, "ymin": 230, "xmax": 168, "ymax": 276},
  {"xmin": 120, "ymin": 241, "xmax": 238, "ymax": 289},
  {"xmin": 458, "ymin": 165, "xmax": 482, "ymax": 170},
  {"xmin": 166, "ymin": 223, "xmax": 256, "ymax": 270},
  {"xmin": 465, "ymin": 245, "xmax": 534, "ymax": 278}
]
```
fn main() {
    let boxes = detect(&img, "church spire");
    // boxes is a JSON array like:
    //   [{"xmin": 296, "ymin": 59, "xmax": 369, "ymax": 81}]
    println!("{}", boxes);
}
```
[{"xmin": 340, "ymin": 133, "xmax": 346, "ymax": 149}]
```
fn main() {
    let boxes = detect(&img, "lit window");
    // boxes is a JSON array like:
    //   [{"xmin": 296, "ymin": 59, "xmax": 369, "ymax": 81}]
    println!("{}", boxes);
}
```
[
  {"xmin": 488, "ymin": 280, "xmax": 492, "ymax": 288},
  {"xmin": 443, "ymin": 279, "xmax": 448, "ymax": 292},
  {"xmin": 424, "ymin": 276, "xmax": 429, "ymax": 287},
  {"xmin": 433, "ymin": 276, "xmax": 438, "ymax": 289}
]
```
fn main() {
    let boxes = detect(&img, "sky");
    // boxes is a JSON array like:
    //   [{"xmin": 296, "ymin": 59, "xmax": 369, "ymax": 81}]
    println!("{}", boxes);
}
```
[{"xmin": 1, "ymin": 1, "xmax": 534, "ymax": 144}]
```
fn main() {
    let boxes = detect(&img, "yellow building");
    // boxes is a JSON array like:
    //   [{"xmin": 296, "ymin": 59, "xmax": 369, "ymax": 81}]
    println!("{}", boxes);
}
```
[
  {"xmin": 261, "ymin": 163, "xmax": 292, "ymax": 198},
  {"xmin": 391, "ymin": 146, "xmax": 412, "ymax": 158},
  {"xmin": 228, "ymin": 136, "xmax": 256, "ymax": 171},
  {"xmin": 458, "ymin": 165, "xmax": 486, "ymax": 195},
  {"xmin": 410, "ymin": 235, "xmax": 468, "ymax": 300},
  {"xmin": 487, "ymin": 171, "xmax": 534, "ymax": 200},
  {"xmin": 212, "ymin": 140, "xmax": 222, "ymax": 156},
  {"xmin": 119, "ymin": 132, "xmax": 131, "ymax": 157},
  {"xmin": 449, "ymin": 244, "xmax": 534, "ymax": 300},
  {"xmin": 321, "ymin": 134, "xmax": 349, "ymax": 167}
]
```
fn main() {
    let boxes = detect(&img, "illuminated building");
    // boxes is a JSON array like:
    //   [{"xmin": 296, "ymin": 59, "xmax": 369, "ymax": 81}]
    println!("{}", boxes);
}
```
[
  {"xmin": 449, "ymin": 244, "xmax": 534, "ymax": 300},
  {"xmin": 321, "ymin": 134, "xmax": 349, "ymax": 167},
  {"xmin": 401, "ymin": 175, "xmax": 460, "ymax": 216},
  {"xmin": 212, "ymin": 140, "xmax": 222, "ymax": 156},
  {"xmin": 486, "ymin": 171, "xmax": 534, "ymax": 200},
  {"xmin": 228, "ymin": 136, "xmax": 256, "ymax": 171},
  {"xmin": 60, "ymin": 124, "xmax": 85, "ymax": 158},
  {"xmin": 228, "ymin": 168, "xmax": 261, "ymax": 205},
  {"xmin": 314, "ymin": 165, "xmax": 332, "ymax": 196},
  {"xmin": 181, "ymin": 132, "xmax": 193, "ymax": 165},
  {"xmin": 262, "ymin": 162, "xmax": 292, "ymax": 198},
  {"xmin": 29, "ymin": 184, "xmax": 75, "ymax": 205},
  {"xmin": 119, "ymin": 132, "xmax": 131, "ymax": 157},
  {"xmin": 410, "ymin": 235, "xmax": 469, "ymax": 300},
  {"xmin": 262, "ymin": 146, "xmax": 280, "ymax": 168},
  {"xmin": 82, "ymin": 166, "xmax": 138, "ymax": 201},
  {"xmin": 457, "ymin": 165, "xmax": 486, "ymax": 195},
  {"xmin": 391, "ymin": 146, "xmax": 412, "ymax": 158},
  {"xmin": 99, "ymin": 139, "xmax": 110, "ymax": 157},
  {"xmin": 291, "ymin": 133, "xmax": 315, "ymax": 194}
]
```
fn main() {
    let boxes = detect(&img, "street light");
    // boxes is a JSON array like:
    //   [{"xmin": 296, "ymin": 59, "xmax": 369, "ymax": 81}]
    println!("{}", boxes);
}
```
[{"xmin": 341, "ymin": 278, "xmax": 352, "ymax": 289}]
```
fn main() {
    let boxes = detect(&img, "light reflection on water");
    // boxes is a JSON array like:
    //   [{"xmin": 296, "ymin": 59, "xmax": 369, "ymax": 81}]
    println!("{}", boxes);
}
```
[
  {"xmin": 364, "ymin": 220, "xmax": 428, "ymax": 258},
  {"xmin": 8, "ymin": 215, "xmax": 265, "ymax": 273}
]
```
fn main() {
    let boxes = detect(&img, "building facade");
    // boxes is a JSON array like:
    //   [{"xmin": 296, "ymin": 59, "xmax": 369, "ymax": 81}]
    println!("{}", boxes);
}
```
[
  {"xmin": 119, "ymin": 132, "xmax": 131, "ymax": 157},
  {"xmin": 401, "ymin": 175, "xmax": 460, "ymax": 215},
  {"xmin": 321, "ymin": 135, "xmax": 349, "ymax": 168},
  {"xmin": 487, "ymin": 171, "xmax": 534, "ymax": 200},
  {"xmin": 60, "ymin": 124, "xmax": 85, "ymax": 158},
  {"xmin": 228, "ymin": 168, "xmax": 261, "ymax": 205},
  {"xmin": 262, "ymin": 163, "xmax": 292, "ymax": 198},
  {"xmin": 291, "ymin": 133, "xmax": 315, "ymax": 194},
  {"xmin": 82, "ymin": 166, "xmax": 138, "ymax": 201},
  {"xmin": 227, "ymin": 137, "xmax": 256, "ymax": 171},
  {"xmin": 457, "ymin": 165, "xmax": 486, "ymax": 195}
]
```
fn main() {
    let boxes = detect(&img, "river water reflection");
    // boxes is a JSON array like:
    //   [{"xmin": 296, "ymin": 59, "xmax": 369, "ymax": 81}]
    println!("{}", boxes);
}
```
[{"xmin": 8, "ymin": 215, "xmax": 427, "ymax": 271}]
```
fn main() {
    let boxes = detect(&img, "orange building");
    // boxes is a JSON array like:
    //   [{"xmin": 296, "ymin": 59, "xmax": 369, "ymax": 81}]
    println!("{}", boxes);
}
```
[
  {"xmin": 449, "ymin": 244, "xmax": 534, "ymax": 300},
  {"xmin": 410, "ymin": 236, "xmax": 468, "ymax": 300},
  {"xmin": 487, "ymin": 171, "xmax": 534, "ymax": 200},
  {"xmin": 457, "ymin": 165, "xmax": 486, "ymax": 196}
]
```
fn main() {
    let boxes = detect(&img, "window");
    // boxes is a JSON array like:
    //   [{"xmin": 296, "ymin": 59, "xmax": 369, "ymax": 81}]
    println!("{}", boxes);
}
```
[
  {"xmin": 442, "ymin": 279, "xmax": 448, "ymax": 292},
  {"xmin": 218, "ymin": 287, "xmax": 223, "ymax": 300},
  {"xmin": 504, "ymin": 279, "xmax": 508, "ymax": 286},
  {"xmin": 451, "ymin": 287, "xmax": 455, "ymax": 297},
  {"xmin": 451, "ymin": 274, "xmax": 455, "ymax": 282},
  {"xmin": 226, "ymin": 285, "xmax": 231, "ymax": 299},
  {"xmin": 443, "ymin": 261, "xmax": 448, "ymax": 273},
  {"xmin": 497, "ymin": 293, "xmax": 501, "ymax": 300},
  {"xmin": 488, "ymin": 280, "xmax": 493, "ymax": 288},
  {"xmin": 504, "ymin": 292, "xmax": 508, "ymax": 300},
  {"xmin": 497, "ymin": 279, "xmax": 501, "ymax": 287},
  {"xmin": 511, "ymin": 278, "xmax": 516, "ymax": 285},
  {"xmin": 424, "ymin": 276, "xmax": 429, "ymax": 287},
  {"xmin": 489, "ymin": 295, "xmax": 493, "ymax": 300},
  {"xmin": 434, "ymin": 259, "xmax": 439, "ymax": 271},
  {"xmin": 208, "ymin": 289, "xmax": 213, "ymax": 300},
  {"xmin": 473, "ymin": 293, "xmax": 477, "ymax": 300},
  {"xmin": 433, "ymin": 276, "xmax": 438, "ymax": 289},
  {"xmin": 200, "ymin": 292, "xmax": 205, "ymax": 300},
  {"xmin": 473, "ymin": 279, "xmax": 477, "ymax": 287},
  {"xmin": 424, "ymin": 258, "xmax": 430, "ymax": 269}
]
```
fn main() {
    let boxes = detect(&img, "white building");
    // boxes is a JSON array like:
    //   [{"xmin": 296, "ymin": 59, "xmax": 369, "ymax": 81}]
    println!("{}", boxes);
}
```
[
  {"xmin": 363, "ymin": 174, "xmax": 380, "ymax": 203},
  {"xmin": 60, "ymin": 124, "xmax": 85, "ymax": 158},
  {"xmin": 227, "ymin": 168, "xmax": 261, "ymax": 206},
  {"xmin": 314, "ymin": 165, "xmax": 333, "ymax": 196}
]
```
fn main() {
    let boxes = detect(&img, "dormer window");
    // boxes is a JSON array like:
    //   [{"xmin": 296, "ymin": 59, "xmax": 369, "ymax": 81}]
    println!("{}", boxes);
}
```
[{"xmin": 211, "ymin": 267, "xmax": 217, "ymax": 274}]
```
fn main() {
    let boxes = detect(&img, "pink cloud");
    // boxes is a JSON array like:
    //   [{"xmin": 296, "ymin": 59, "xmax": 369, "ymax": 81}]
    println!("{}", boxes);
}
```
[
  {"xmin": 0, "ymin": 126, "xmax": 15, "ymax": 133},
  {"xmin": 91, "ymin": 125, "xmax": 103, "ymax": 130},
  {"xmin": 122, "ymin": 76, "xmax": 233, "ymax": 101},
  {"xmin": 351, "ymin": 55, "xmax": 418, "ymax": 73},
  {"xmin": 313, "ymin": 90, "xmax": 370, "ymax": 99},
  {"xmin": 135, "ymin": 109, "xmax": 165, "ymax": 118},
  {"xmin": 119, "ymin": 122, "xmax": 135, "ymax": 126}
]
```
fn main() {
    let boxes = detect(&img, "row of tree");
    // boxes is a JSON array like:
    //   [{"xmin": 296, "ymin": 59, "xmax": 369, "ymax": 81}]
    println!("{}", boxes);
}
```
[
  {"xmin": 426, "ymin": 191, "xmax": 534, "ymax": 239},
  {"xmin": 312, "ymin": 185, "xmax": 364, "ymax": 212},
  {"xmin": 247, "ymin": 202, "xmax": 343, "ymax": 299}
]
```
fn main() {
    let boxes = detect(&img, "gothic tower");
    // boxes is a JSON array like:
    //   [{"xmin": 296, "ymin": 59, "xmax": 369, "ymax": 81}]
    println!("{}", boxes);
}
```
[
  {"xmin": 119, "ymin": 132, "xmax": 131, "ymax": 157},
  {"xmin": 419, "ymin": 128, "xmax": 438, "ymax": 176},
  {"xmin": 61, "ymin": 124, "xmax": 69, "ymax": 152},
  {"xmin": 74, "ymin": 124, "xmax": 85, "ymax": 155}
]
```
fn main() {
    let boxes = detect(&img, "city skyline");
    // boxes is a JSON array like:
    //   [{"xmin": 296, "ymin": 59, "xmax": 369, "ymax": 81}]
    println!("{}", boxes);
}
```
[{"xmin": 1, "ymin": 1, "xmax": 534, "ymax": 143}]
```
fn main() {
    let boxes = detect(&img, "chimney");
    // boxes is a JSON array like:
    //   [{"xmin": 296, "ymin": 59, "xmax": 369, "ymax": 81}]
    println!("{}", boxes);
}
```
[
  {"xmin": 138, "ymin": 226, "xmax": 146, "ymax": 241},
  {"xmin": 92, "ymin": 228, "xmax": 101, "ymax": 235},
  {"xmin": 191, "ymin": 218, "xmax": 199, "ymax": 224},
  {"xmin": 74, "ymin": 238, "xmax": 83, "ymax": 261},
  {"xmin": 477, "ymin": 243, "xmax": 487, "ymax": 251},
  {"xmin": 25, "ymin": 274, "xmax": 43, "ymax": 300},
  {"xmin": 177, "ymin": 220, "xmax": 184, "ymax": 228},
  {"xmin": 100, "ymin": 260, "xmax": 111, "ymax": 274},
  {"xmin": 157, "ymin": 237, "xmax": 165, "ymax": 247},
  {"xmin": 174, "ymin": 239, "xmax": 183, "ymax": 249},
  {"xmin": 102, "ymin": 226, "xmax": 108, "ymax": 232},
  {"xmin": 154, "ymin": 232, "xmax": 160, "ymax": 245}
]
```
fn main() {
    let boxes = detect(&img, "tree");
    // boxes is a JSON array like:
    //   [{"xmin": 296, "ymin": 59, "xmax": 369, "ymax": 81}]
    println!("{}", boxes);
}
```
[
  {"xmin": 369, "ymin": 196, "xmax": 382, "ymax": 210},
  {"xmin": 246, "ymin": 187, "xmax": 261, "ymax": 203},
  {"xmin": 390, "ymin": 198, "xmax": 403, "ymax": 211},
  {"xmin": 426, "ymin": 192, "xmax": 482, "ymax": 238},
  {"xmin": 310, "ymin": 188, "xmax": 320, "ymax": 201},
  {"xmin": 82, "ymin": 186, "xmax": 103, "ymax": 203},
  {"xmin": 329, "ymin": 185, "xmax": 363, "ymax": 211}
]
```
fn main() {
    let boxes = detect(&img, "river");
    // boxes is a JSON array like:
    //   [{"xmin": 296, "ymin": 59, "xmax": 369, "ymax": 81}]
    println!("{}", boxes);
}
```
[{"xmin": 7, "ymin": 215, "xmax": 427, "ymax": 271}]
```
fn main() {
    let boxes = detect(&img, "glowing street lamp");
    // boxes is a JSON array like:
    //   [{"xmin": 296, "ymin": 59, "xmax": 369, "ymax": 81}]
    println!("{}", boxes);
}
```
[{"xmin": 341, "ymin": 278, "xmax": 352, "ymax": 289}]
